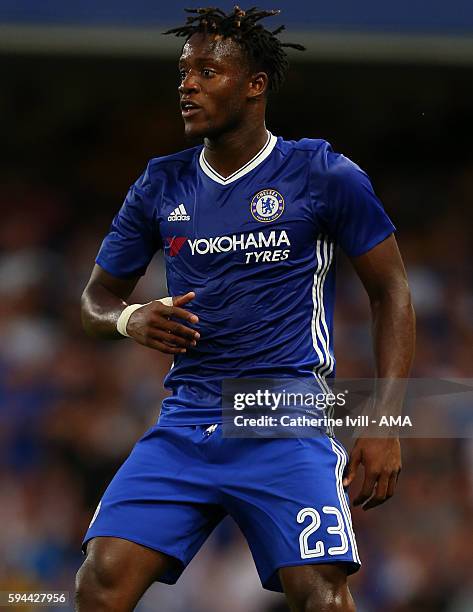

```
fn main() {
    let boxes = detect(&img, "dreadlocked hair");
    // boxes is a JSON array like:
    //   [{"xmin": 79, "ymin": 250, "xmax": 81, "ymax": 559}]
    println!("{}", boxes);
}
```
[{"xmin": 164, "ymin": 6, "xmax": 305, "ymax": 93}]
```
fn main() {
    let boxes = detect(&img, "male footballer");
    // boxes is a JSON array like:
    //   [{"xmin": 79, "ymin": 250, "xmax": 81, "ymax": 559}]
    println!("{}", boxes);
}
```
[{"xmin": 76, "ymin": 6, "xmax": 415, "ymax": 611}]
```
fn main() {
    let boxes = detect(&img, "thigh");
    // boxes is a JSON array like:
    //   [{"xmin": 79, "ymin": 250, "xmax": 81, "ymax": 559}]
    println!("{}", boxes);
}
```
[
  {"xmin": 222, "ymin": 434, "xmax": 361, "ymax": 592},
  {"xmin": 78, "ymin": 536, "xmax": 180, "ymax": 605},
  {"xmin": 280, "ymin": 563, "xmax": 355, "ymax": 612},
  {"xmin": 82, "ymin": 425, "xmax": 226, "ymax": 585}
]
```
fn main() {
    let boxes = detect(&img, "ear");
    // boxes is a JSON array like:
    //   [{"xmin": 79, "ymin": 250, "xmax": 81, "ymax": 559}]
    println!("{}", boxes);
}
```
[{"xmin": 247, "ymin": 71, "xmax": 269, "ymax": 101}]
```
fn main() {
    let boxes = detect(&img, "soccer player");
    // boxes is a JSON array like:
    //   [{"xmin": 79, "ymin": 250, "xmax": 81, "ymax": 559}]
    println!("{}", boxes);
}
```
[{"xmin": 76, "ymin": 6, "xmax": 415, "ymax": 612}]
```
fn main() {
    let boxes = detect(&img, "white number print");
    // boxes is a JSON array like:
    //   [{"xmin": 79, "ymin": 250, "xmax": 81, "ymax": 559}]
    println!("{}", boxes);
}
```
[
  {"xmin": 297, "ymin": 508, "xmax": 324, "ymax": 559},
  {"xmin": 297, "ymin": 506, "xmax": 348, "ymax": 559},
  {"xmin": 323, "ymin": 506, "xmax": 349, "ymax": 555}
]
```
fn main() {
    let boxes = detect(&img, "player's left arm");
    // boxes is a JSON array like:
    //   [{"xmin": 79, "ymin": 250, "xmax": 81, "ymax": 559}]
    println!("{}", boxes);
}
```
[{"xmin": 342, "ymin": 233, "xmax": 416, "ymax": 510}]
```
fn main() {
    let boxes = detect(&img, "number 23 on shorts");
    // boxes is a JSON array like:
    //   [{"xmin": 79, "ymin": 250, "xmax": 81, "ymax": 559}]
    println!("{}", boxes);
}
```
[{"xmin": 297, "ymin": 506, "xmax": 349, "ymax": 559}]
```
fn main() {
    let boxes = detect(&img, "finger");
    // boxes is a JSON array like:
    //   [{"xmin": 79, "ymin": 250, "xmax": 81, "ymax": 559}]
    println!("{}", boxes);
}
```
[
  {"xmin": 362, "ymin": 472, "xmax": 390, "ymax": 510},
  {"xmin": 387, "ymin": 471, "xmax": 399, "ymax": 497},
  {"xmin": 159, "ymin": 304, "xmax": 199, "ymax": 324},
  {"xmin": 171, "ymin": 306, "xmax": 199, "ymax": 325},
  {"xmin": 343, "ymin": 449, "xmax": 361, "ymax": 487},
  {"xmin": 157, "ymin": 319, "xmax": 200, "ymax": 341},
  {"xmin": 353, "ymin": 472, "xmax": 378, "ymax": 507},
  {"xmin": 146, "ymin": 338, "xmax": 187, "ymax": 354},
  {"xmin": 147, "ymin": 314, "xmax": 199, "ymax": 340},
  {"xmin": 172, "ymin": 292, "xmax": 195, "ymax": 307},
  {"xmin": 151, "ymin": 329, "xmax": 196, "ymax": 348}
]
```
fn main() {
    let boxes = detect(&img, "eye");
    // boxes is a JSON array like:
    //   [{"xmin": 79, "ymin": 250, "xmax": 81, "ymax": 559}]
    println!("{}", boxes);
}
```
[
  {"xmin": 202, "ymin": 68, "xmax": 215, "ymax": 78},
  {"xmin": 178, "ymin": 69, "xmax": 187, "ymax": 81}
]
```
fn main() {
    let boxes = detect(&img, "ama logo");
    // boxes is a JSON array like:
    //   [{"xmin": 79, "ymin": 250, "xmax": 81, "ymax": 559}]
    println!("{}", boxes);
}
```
[{"xmin": 166, "ymin": 236, "xmax": 187, "ymax": 257}]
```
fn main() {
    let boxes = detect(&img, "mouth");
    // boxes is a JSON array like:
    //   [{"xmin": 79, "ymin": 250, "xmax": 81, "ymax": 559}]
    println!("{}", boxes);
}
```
[{"xmin": 180, "ymin": 99, "xmax": 202, "ymax": 118}]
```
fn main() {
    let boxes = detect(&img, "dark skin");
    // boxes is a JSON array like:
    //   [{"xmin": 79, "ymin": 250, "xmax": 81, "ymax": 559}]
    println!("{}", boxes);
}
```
[
  {"xmin": 77, "ymin": 32, "xmax": 415, "ymax": 612},
  {"xmin": 178, "ymin": 32, "xmax": 270, "ymax": 174}
]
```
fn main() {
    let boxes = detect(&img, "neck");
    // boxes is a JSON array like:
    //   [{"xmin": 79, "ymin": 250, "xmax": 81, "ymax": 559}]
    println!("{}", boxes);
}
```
[{"xmin": 203, "ymin": 123, "xmax": 268, "ymax": 178}]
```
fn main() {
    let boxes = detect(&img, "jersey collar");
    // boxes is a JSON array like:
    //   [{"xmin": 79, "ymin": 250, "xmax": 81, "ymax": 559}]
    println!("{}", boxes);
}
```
[{"xmin": 198, "ymin": 131, "xmax": 277, "ymax": 185}]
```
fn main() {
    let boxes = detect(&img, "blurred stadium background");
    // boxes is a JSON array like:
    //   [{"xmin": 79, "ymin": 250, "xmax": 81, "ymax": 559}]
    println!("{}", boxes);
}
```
[{"xmin": 1, "ymin": 1, "xmax": 472, "ymax": 610}]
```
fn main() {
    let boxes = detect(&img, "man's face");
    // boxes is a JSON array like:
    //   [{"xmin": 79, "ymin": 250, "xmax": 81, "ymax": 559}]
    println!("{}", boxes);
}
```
[{"xmin": 178, "ymin": 32, "xmax": 252, "ymax": 139}]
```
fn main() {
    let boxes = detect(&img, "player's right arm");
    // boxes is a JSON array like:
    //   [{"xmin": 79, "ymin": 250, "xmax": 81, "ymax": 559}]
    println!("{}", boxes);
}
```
[{"xmin": 81, "ymin": 264, "xmax": 199, "ymax": 354}]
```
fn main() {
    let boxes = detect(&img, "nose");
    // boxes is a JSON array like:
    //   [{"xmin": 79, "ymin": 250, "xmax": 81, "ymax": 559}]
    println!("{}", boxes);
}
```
[{"xmin": 178, "ymin": 71, "xmax": 200, "ymax": 95}]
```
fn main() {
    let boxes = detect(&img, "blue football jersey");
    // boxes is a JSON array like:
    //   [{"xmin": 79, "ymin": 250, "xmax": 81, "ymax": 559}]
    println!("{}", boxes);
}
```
[{"xmin": 96, "ymin": 132, "xmax": 395, "ymax": 425}]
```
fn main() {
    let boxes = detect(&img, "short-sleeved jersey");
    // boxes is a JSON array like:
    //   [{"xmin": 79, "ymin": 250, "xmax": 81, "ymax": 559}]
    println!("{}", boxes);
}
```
[{"xmin": 96, "ymin": 133, "xmax": 395, "ymax": 425}]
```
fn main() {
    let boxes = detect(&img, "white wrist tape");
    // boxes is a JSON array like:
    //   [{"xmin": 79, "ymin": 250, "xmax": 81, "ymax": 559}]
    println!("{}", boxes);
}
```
[{"xmin": 116, "ymin": 297, "xmax": 173, "ymax": 337}]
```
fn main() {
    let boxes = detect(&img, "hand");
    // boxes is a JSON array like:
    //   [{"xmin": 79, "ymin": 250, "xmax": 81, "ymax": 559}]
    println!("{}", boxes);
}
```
[
  {"xmin": 127, "ymin": 291, "xmax": 199, "ymax": 354},
  {"xmin": 342, "ymin": 437, "xmax": 401, "ymax": 510}
]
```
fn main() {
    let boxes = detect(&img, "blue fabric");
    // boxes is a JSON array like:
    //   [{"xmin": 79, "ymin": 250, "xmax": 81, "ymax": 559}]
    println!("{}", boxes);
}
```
[
  {"xmin": 82, "ymin": 424, "xmax": 361, "ymax": 591},
  {"xmin": 96, "ymin": 136, "xmax": 395, "ymax": 425}
]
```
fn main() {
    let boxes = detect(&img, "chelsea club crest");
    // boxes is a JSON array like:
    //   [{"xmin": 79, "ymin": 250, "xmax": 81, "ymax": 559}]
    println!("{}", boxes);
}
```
[{"xmin": 250, "ymin": 189, "xmax": 285, "ymax": 223}]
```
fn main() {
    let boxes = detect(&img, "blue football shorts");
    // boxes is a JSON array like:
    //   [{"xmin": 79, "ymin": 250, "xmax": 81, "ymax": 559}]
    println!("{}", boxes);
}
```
[{"xmin": 82, "ymin": 423, "xmax": 361, "ymax": 592}]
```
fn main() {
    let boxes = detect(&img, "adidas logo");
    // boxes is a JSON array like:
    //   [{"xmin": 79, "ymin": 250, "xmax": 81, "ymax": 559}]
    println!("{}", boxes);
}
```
[{"xmin": 168, "ymin": 204, "xmax": 190, "ymax": 222}]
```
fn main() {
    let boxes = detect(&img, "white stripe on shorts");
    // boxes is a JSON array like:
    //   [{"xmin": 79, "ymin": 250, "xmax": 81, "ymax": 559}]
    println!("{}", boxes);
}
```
[{"xmin": 330, "ymin": 438, "xmax": 361, "ymax": 565}]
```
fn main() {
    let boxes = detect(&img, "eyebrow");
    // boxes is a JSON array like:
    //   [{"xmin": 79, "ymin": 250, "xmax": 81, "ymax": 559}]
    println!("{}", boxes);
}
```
[{"xmin": 178, "ymin": 56, "xmax": 222, "ymax": 66}]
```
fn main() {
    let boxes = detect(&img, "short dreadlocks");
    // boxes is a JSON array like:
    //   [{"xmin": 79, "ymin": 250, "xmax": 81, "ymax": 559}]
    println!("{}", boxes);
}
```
[{"xmin": 164, "ymin": 6, "xmax": 305, "ymax": 93}]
